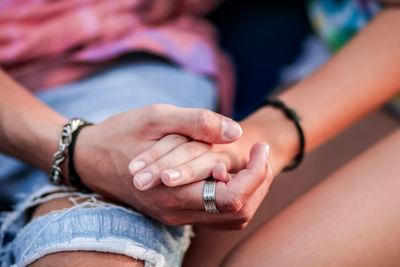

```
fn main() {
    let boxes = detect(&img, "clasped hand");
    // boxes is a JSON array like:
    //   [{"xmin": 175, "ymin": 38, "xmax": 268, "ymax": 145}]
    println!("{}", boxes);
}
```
[{"xmin": 74, "ymin": 104, "xmax": 273, "ymax": 229}]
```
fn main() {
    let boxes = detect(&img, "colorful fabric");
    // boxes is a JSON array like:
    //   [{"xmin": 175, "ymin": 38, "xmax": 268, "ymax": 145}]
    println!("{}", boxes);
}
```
[
  {"xmin": 0, "ymin": 0, "xmax": 233, "ymax": 114},
  {"xmin": 308, "ymin": 0, "xmax": 400, "ymax": 116},
  {"xmin": 308, "ymin": 0, "xmax": 381, "ymax": 52}
]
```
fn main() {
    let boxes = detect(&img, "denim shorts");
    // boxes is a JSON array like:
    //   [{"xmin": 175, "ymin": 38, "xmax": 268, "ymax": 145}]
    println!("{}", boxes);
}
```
[{"xmin": 0, "ymin": 58, "xmax": 217, "ymax": 266}]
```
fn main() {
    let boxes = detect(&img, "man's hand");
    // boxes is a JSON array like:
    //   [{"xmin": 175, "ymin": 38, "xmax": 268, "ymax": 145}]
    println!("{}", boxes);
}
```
[{"xmin": 73, "ymin": 104, "xmax": 254, "ymax": 226}]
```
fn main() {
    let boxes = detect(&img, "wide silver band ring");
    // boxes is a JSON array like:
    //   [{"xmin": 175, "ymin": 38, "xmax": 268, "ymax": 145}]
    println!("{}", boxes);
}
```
[{"xmin": 203, "ymin": 181, "xmax": 219, "ymax": 213}]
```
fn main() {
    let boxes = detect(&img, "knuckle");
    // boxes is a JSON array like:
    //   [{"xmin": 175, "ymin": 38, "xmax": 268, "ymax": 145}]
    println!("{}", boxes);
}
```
[
  {"xmin": 145, "ymin": 148, "xmax": 161, "ymax": 162},
  {"xmin": 143, "ymin": 104, "xmax": 172, "ymax": 131},
  {"xmin": 180, "ymin": 141, "xmax": 208, "ymax": 158},
  {"xmin": 153, "ymin": 161, "xmax": 169, "ymax": 172},
  {"xmin": 196, "ymin": 109, "xmax": 214, "ymax": 135},
  {"xmin": 148, "ymin": 103, "xmax": 170, "ymax": 113},
  {"xmin": 237, "ymin": 207, "xmax": 252, "ymax": 224},
  {"xmin": 181, "ymin": 164, "xmax": 195, "ymax": 179},
  {"xmin": 147, "ymin": 104, "xmax": 161, "ymax": 115},
  {"xmin": 220, "ymin": 192, "xmax": 243, "ymax": 212}
]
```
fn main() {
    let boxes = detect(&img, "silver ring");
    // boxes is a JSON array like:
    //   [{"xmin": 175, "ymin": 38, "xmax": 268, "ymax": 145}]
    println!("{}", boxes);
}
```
[{"xmin": 203, "ymin": 181, "xmax": 219, "ymax": 213}]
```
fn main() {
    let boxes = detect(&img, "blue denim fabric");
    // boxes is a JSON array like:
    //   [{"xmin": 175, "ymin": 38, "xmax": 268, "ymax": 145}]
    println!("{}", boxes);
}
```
[{"xmin": 0, "ymin": 59, "xmax": 217, "ymax": 266}]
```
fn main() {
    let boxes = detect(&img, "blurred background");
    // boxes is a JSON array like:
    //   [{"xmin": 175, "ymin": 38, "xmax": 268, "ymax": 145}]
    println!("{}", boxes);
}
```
[{"xmin": 208, "ymin": 0, "xmax": 311, "ymax": 120}]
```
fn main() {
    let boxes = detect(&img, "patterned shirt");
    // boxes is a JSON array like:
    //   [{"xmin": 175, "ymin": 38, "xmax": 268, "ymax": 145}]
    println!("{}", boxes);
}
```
[
  {"xmin": 308, "ymin": 0, "xmax": 381, "ymax": 52},
  {"xmin": 308, "ymin": 0, "xmax": 400, "ymax": 115},
  {"xmin": 0, "ymin": 0, "xmax": 234, "ymax": 114}
]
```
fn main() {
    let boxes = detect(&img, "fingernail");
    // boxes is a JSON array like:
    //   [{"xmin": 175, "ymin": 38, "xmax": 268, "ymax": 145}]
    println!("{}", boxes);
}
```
[
  {"xmin": 134, "ymin": 172, "xmax": 153, "ymax": 189},
  {"xmin": 265, "ymin": 144, "xmax": 270, "ymax": 159},
  {"xmin": 222, "ymin": 118, "xmax": 242, "ymax": 141},
  {"xmin": 129, "ymin": 160, "xmax": 146, "ymax": 174},
  {"xmin": 265, "ymin": 145, "xmax": 274, "ymax": 178},
  {"xmin": 161, "ymin": 169, "xmax": 181, "ymax": 183}
]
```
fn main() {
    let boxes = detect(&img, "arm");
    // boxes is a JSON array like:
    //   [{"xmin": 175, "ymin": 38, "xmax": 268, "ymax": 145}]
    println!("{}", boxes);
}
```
[
  {"xmin": 120, "ymin": 8, "xmax": 400, "ymax": 229},
  {"xmin": 0, "ymin": 70, "xmax": 67, "ymax": 171},
  {"xmin": 243, "ymin": 7, "xmax": 400, "ymax": 173},
  {"xmin": 132, "ymin": 7, "xmax": 400, "ymax": 188},
  {"xmin": 105, "ymin": 7, "xmax": 400, "ymax": 230},
  {"xmin": 0, "ymin": 67, "xmax": 244, "ymax": 172},
  {"xmin": 0, "ymin": 69, "xmax": 252, "ymax": 224},
  {"xmin": 131, "ymin": 9, "xmax": 400, "ymax": 190}
]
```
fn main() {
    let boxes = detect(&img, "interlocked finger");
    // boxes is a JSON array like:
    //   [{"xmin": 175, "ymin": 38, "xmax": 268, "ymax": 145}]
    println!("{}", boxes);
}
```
[
  {"xmin": 161, "ymin": 152, "xmax": 232, "ymax": 187},
  {"xmin": 133, "ymin": 141, "xmax": 211, "ymax": 190},
  {"xmin": 129, "ymin": 134, "xmax": 189, "ymax": 176}
]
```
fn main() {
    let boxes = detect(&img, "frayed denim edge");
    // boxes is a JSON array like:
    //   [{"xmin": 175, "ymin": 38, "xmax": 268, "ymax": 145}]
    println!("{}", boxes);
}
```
[
  {"xmin": 1, "ymin": 185, "xmax": 76, "ymax": 245},
  {"xmin": 1, "ymin": 185, "xmax": 193, "ymax": 267},
  {"xmin": 1, "ymin": 185, "xmax": 143, "ymax": 266},
  {"xmin": 14, "ymin": 237, "xmax": 165, "ymax": 267}
]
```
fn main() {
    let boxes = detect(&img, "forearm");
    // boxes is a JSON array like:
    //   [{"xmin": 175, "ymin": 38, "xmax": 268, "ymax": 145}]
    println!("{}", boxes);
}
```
[
  {"xmin": 0, "ymin": 70, "xmax": 67, "ymax": 171},
  {"xmin": 281, "ymin": 8, "xmax": 400, "ymax": 150},
  {"xmin": 242, "ymin": 8, "xmax": 400, "ymax": 173}
]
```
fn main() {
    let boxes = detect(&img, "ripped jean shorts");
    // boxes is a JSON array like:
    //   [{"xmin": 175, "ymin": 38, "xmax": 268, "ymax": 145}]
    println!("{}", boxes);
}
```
[{"xmin": 0, "ymin": 57, "xmax": 218, "ymax": 267}]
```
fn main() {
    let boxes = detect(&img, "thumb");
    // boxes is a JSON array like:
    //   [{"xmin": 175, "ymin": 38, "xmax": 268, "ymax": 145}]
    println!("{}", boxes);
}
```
[{"xmin": 146, "ymin": 104, "xmax": 242, "ymax": 144}]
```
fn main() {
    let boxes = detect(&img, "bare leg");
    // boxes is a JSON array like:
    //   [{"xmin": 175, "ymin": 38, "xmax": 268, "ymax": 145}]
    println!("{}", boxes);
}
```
[
  {"xmin": 28, "ymin": 197, "xmax": 144, "ymax": 267},
  {"xmin": 222, "ymin": 128, "xmax": 400, "ymax": 266},
  {"xmin": 30, "ymin": 251, "xmax": 143, "ymax": 267}
]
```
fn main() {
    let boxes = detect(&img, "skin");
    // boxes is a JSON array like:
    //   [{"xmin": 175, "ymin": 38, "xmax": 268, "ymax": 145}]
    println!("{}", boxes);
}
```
[
  {"xmin": 188, "ymin": 7, "xmax": 400, "ymax": 266},
  {"xmin": 132, "ymin": 6, "xmax": 400, "ymax": 190},
  {"xmin": 129, "ymin": 7, "xmax": 400, "ymax": 266},
  {"xmin": 31, "ymin": 251, "xmax": 144, "ymax": 267},
  {"xmin": 0, "ymin": 68, "xmax": 259, "ymax": 227},
  {"xmin": 4, "ymin": 4, "xmax": 400, "ymax": 267},
  {"xmin": 28, "ymin": 142, "xmax": 271, "ymax": 267},
  {"xmin": 0, "ymin": 61, "xmax": 273, "ymax": 265},
  {"xmin": 221, "ymin": 129, "xmax": 400, "ymax": 267}
]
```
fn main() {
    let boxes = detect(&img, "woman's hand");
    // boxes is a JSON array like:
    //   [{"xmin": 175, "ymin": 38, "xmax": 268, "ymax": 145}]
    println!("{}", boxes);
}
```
[{"xmin": 128, "ymin": 134, "xmax": 247, "ymax": 190}]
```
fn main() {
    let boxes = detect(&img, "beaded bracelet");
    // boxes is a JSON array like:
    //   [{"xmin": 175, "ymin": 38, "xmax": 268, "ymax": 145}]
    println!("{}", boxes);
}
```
[{"xmin": 260, "ymin": 99, "xmax": 305, "ymax": 171}]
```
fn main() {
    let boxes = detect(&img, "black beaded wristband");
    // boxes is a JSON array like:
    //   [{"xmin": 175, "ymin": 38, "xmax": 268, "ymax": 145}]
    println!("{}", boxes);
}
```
[
  {"xmin": 261, "ymin": 99, "xmax": 305, "ymax": 171},
  {"xmin": 68, "ymin": 120, "xmax": 93, "ymax": 191}
]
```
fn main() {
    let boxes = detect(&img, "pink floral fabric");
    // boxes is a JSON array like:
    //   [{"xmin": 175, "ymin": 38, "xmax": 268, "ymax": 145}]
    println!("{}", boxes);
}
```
[{"xmin": 0, "ymin": 0, "xmax": 233, "ymax": 114}]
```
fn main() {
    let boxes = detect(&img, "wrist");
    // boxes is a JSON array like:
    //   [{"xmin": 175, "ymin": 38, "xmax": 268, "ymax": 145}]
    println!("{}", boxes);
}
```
[
  {"xmin": 49, "ymin": 118, "xmax": 94, "ymax": 188},
  {"xmin": 240, "ymin": 106, "xmax": 299, "ymax": 174},
  {"xmin": 5, "ymin": 115, "xmax": 68, "ymax": 172},
  {"xmin": 70, "ymin": 124, "xmax": 98, "ymax": 190}
]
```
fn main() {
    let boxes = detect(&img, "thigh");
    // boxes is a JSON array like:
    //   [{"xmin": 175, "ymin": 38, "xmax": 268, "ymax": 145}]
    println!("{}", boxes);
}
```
[
  {"xmin": 30, "ymin": 249, "xmax": 143, "ymax": 267},
  {"xmin": 223, "ymin": 128, "xmax": 400, "ymax": 266},
  {"xmin": 184, "ymin": 109, "xmax": 398, "ymax": 267}
]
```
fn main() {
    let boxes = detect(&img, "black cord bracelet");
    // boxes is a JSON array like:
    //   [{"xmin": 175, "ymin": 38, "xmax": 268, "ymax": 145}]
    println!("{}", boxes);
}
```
[
  {"xmin": 260, "ymin": 99, "xmax": 305, "ymax": 171},
  {"xmin": 68, "ymin": 120, "xmax": 93, "ymax": 191}
]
